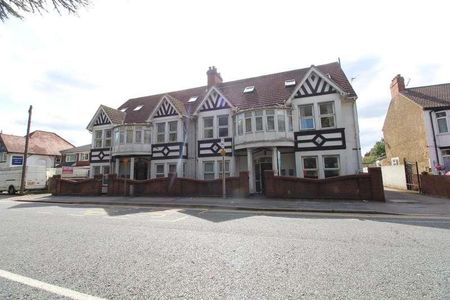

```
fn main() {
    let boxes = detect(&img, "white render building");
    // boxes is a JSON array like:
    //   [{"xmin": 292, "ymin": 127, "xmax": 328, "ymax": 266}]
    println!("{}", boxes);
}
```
[{"xmin": 86, "ymin": 62, "xmax": 362, "ymax": 193}]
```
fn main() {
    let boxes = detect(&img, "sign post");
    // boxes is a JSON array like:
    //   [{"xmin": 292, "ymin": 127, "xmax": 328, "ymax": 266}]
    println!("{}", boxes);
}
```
[{"xmin": 220, "ymin": 138, "xmax": 226, "ymax": 199}]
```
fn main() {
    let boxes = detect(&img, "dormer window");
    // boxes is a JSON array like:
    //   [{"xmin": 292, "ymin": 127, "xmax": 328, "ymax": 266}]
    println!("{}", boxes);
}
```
[
  {"xmin": 285, "ymin": 79, "xmax": 296, "ymax": 87},
  {"xmin": 133, "ymin": 105, "xmax": 144, "ymax": 111},
  {"xmin": 120, "ymin": 107, "xmax": 128, "ymax": 112},
  {"xmin": 188, "ymin": 96, "xmax": 198, "ymax": 103},
  {"xmin": 243, "ymin": 86, "xmax": 255, "ymax": 93}
]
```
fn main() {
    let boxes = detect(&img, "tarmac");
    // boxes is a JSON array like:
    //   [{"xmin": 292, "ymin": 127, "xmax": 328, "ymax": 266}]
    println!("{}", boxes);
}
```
[{"xmin": 3, "ymin": 188, "xmax": 450, "ymax": 217}]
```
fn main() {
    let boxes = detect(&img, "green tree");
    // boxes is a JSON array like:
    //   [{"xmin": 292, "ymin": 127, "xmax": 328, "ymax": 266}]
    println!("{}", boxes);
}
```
[
  {"xmin": 0, "ymin": 0, "xmax": 87, "ymax": 21},
  {"xmin": 362, "ymin": 139, "xmax": 386, "ymax": 164}
]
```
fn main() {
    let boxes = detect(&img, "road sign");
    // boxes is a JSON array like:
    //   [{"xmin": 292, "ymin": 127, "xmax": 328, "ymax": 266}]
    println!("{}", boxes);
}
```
[{"xmin": 219, "ymin": 148, "xmax": 227, "ymax": 156}]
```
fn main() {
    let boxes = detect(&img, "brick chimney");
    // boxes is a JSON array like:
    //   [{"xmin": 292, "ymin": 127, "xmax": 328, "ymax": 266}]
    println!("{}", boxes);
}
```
[
  {"xmin": 390, "ymin": 74, "xmax": 405, "ymax": 98},
  {"xmin": 207, "ymin": 66, "xmax": 223, "ymax": 87}
]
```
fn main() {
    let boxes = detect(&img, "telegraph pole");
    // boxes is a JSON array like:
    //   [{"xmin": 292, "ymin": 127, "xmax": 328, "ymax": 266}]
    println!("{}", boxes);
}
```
[{"xmin": 20, "ymin": 105, "xmax": 32, "ymax": 194}]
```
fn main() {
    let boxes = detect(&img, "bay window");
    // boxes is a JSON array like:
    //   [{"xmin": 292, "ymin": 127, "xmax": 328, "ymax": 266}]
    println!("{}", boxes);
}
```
[
  {"xmin": 287, "ymin": 110, "xmax": 293, "ymax": 132},
  {"xmin": 135, "ymin": 127, "xmax": 142, "ymax": 143},
  {"xmin": 245, "ymin": 112, "xmax": 252, "ymax": 133},
  {"xmin": 144, "ymin": 128, "xmax": 151, "ymax": 144},
  {"xmin": 255, "ymin": 111, "xmax": 263, "ymax": 131},
  {"xmin": 277, "ymin": 111, "xmax": 286, "ymax": 132},
  {"xmin": 126, "ymin": 128, "xmax": 133, "ymax": 144},
  {"xmin": 266, "ymin": 110, "xmax": 275, "ymax": 131}
]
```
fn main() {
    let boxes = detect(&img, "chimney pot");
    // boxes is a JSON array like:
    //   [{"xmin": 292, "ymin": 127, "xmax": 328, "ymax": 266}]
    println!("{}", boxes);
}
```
[
  {"xmin": 207, "ymin": 66, "xmax": 223, "ymax": 87},
  {"xmin": 390, "ymin": 74, "xmax": 405, "ymax": 98}
]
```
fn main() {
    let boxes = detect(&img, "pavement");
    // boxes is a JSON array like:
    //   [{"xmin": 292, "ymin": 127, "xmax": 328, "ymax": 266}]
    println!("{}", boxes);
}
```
[
  {"xmin": 1, "ymin": 199, "xmax": 450, "ymax": 299},
  {"xmin": 3, "ymin": 188, "xmax": 450, "ymax": 217}
]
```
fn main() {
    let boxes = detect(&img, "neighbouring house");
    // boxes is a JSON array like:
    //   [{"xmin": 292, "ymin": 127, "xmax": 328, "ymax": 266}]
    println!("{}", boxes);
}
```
[
  {"xmin": 86, "ymin": 62, "xmax": 362, "ymax": 194},
  {"xmin": 0, "ymin": 130, "xmax": 74, "ymax": 169},
  {"xmin": 383, "ymin": 75, "xmax": 450, "ymax": 174},
  {"xmin": 58, "ymin": 144, "xmax": 91, "ymax": 178}
]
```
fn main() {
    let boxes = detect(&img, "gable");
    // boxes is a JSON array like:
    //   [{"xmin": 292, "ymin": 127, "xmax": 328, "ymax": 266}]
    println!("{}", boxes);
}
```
[
  {"xmin": 294, "ymin": 72, "xmax": 337, "ymax": 98},
  {"xmin": 199, "ymin": 89, "xmax": 231, "ymax": 112},
  {"xmin": 93, "ymin": 110, "xmax": 111, "ymax": 126},
  {"xmin": 154, "ymin": 99, "xmax": 178, "ymax": 118}
]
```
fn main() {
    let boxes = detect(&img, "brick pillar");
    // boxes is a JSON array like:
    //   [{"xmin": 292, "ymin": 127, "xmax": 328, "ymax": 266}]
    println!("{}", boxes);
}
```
[
  {"xmin": 239, "ymin": 171, "xmax": 249, "ymax": 197},
  {"xmin": 368, "ymin": 167, "xmax": 385, "ymax": 202},
  {"xmin": 94, "ymin": 174, "xmax": 103, "ymax": 195},
  {"xmin": 108, "ymin": 174, "xmax": 117, "ymax": 196},
  {"xmin": 264, "ymin": 170, "xmax": 275, "ymax": 197}
]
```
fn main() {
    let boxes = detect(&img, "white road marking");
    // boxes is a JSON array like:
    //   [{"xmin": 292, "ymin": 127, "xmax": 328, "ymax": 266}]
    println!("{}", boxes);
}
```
[{"xmin": 0, "ymin": 269, "xmax": 107, "ymax": 300}]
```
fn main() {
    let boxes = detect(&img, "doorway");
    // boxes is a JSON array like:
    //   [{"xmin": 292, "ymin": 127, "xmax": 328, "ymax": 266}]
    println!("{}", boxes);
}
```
[
  {"xmin": 134, "ymin": 158, "xmax": 150, "ymax": 180},
  {"xmin": 255, "ymin": 157, "xmax": 272, "ymax": 194}
]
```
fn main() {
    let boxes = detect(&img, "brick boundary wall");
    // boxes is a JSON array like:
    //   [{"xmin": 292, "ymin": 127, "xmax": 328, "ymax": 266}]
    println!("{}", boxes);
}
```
[
  {"xmin": 48, "ymin": 175, "xmax": 102, "ymax": 196},
  {"xmin": 419, "ymin": 175, "xmax": 450, "ymax": 199},
  {"xmin": 264, "ymin": 167, "xmax": 385, "ymax": 202},
  {"xmin": 108, "ymin": 172, "xmax": 249, "ymax": 198}
]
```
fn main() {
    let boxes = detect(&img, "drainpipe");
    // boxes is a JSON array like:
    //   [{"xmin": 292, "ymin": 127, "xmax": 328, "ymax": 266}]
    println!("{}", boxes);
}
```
[
  {"xmin": 351, "ymin": 98, "xmax": 362, "ymax": 173},
  {"xmin": 429, "ymin": 110, "xmax": 440, "ymax": 167}
]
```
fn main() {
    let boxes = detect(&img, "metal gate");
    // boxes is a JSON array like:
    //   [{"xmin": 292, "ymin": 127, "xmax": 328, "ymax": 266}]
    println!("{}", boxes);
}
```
[{"xmin": 404, "ymin": 159, "xmax": 421, "ymax": 191}]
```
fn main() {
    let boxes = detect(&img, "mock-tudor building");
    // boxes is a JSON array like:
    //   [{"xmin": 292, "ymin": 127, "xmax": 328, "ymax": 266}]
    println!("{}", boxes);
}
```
[
  {"xmin": 383, "ymin": 75, "xmax": 450, "ymax": 174},
  {"xmin": 86, "ymin": 62, "xmax": 362, "ymax": 193}
]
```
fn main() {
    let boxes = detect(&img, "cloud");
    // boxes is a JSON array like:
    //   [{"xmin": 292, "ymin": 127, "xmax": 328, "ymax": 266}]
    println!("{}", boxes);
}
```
[{"xmin": 1, "ymin": 0, "xmax": 449, "ymax": 152}]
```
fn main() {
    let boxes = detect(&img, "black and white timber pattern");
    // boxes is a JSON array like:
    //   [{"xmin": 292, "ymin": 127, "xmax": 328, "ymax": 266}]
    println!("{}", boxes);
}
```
[
  {"xmin": 152, "ymin": 142, "xmax": 187, "ymax": 159},
  {"xmin": 155, "ymin": 99, "xmax": 177, "ymax": 118},
  {"xmin": 198, "ymin": 138, "xmax": 232, "ymax": 157},
  {"xmin": 93, "ymin": 111, "xmax": 111, "ymax": 126},
  {"xmin": 294, "ymin": 73, "xmax": 336, "ymax": 98},
  {"xmin": 200, "ymin": 90, "xmax": 230, "ymax": 111},
  {"xmin": 294, "ymin": 128, "xmax": 346, "ymax": 151},
  {"xmin": 90, "ymin": 148, "xmax": 111, "ymax": 163}
]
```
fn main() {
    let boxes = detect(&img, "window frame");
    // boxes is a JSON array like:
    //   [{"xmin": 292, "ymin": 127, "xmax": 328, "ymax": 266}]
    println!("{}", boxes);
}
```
[
  {"xmin": 203, "ymin": 116, "xmax": 214, "ymax": 139},
  {"xmin": 94, "ymin": 130, "xmax": 103, "ymax": 148},
  {"xmin": 218, "ymin": 160, "xmax": 231, "ymax": 178},
  {"xmin": 168, "ymin": 121, "xmax": 178, "ymax": 142},
  {"xmin": 218, "ymin": 115, "xmax": 229, "ymax": 138},
  {"xmin": 436, "ymin": 111, "xmax": 449, "ymax": 134},
  {"xmin": 302, "ymin": 156, "xmax": 318, "ymax": 179},
  {"xmin": 323, "ymin": 155, "xmax": 340, "ymax": 178},
  {"xmin": 155, "ymin": 164, "xmax": 165, "ymax": 178},
  {"xmin": 203, "ymin": 161, "xmax": 215, "ymax": 180},
  {"xmin": 266, "ymin": 110, "xmax": 275, "ymax": 131},
  {"xmin": 65, "ymin": 154, "xmax": 77, "ymax": 163},
  {"xmin": 277, "ymin": 110, "xmax": 286, "ymax": 132},
  {"xmin": 245, "ymin": 112, "xmax": 253, "ymax": 133},
  {"xmin": 319, "ymin": 101, "xmax": 336, "ymax": 129},
  {"xmin": 79, "ymin": 153, "xmax": 89, "ymax": 161},
  {"xmin": 255, "ymin": 111, "xmax": 264, "ymax": 132},
  {"xmin": 0, "ymin": 152, "xmax": 6, "ymax": 163},
  {"xmin": 299, "ymin": 104, "xmax": 315, "ymax": 130},
  {"xmin": 156, "ymin": 122, "xmax": 166, "ymax": 143}
]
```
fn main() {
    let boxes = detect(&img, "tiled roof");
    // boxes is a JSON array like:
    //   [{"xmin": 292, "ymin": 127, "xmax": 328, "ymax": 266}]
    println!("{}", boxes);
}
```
[
  {"xmin": 117, "ymin": 62, "xmax": 356, "ymax": 123},
  {"xmin": 101, "ymin": 105, "xmax": 125, "ymax": 124},
  {"xmin": 0, "ymin": 130, "xmax": 74, "ymax": 156},
  {"xmin": 402, "ymin": 83, "xmax": 450, "ymax": 109},
  {"xmin": 60, "ymin": 144, "xmax": 91, "ymax": 154}
]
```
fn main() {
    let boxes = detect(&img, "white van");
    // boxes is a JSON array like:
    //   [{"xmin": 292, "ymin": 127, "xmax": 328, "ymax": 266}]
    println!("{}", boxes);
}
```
[{"xmin": 0, "ymin": 166, "xmax": 52, "ymax": 194}]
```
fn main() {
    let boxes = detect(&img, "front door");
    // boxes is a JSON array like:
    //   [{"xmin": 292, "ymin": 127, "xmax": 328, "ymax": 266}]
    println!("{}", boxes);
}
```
[{"xmin": 255, "ymin": 158, "xmax": 272, "ymax": 194}]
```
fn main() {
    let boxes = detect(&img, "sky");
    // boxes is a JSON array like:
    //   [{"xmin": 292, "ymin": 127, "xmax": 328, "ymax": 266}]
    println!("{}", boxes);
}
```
[{"xmin": 0, "ymin": 0, "xmax": 449, "ymax": 154}]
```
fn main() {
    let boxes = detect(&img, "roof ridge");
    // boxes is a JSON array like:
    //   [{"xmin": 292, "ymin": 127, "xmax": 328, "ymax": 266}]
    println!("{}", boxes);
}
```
[
  {"xmin": 126, "ymin": 62, "xmax": 340, "ymax": 102},
  {"xmin": 406, "ymin": 82, "xmax": 450, "ymax": 91}
]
